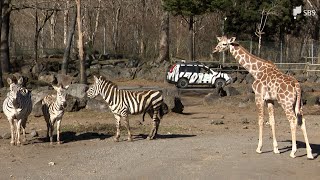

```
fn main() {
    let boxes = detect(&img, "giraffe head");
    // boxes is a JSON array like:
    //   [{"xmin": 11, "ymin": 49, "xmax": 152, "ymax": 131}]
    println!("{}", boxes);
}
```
[{"xmin": 213, "ymin": 36, "xmax": 236, "ymax": 53}]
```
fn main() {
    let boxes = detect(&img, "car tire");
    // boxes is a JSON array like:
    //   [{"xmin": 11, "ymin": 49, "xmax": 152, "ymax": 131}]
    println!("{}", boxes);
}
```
[
  {"xmin": 214, "ymin": 78, "xmax": 226, "ymax": 88},
  {"xmin": 177, "ymin": 78, "xmax": 189, "ymax": 88}
]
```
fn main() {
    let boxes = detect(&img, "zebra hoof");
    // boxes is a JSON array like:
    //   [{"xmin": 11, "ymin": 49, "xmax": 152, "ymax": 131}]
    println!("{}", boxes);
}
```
[
  {"xmin": 10, "ymin": 142, "xmax": 15, "ymax": 146},
  {"xmin": 57, "ymin": 141, "xmax": 62, "ymax": 145},
  {"xmin": 147, "ymin": 136, "xmax": 154, "ymax": 140},
  {"xmin": 113, "ymin": 137, "xmax": 120, "ymax": 142},
  {"xmin": 127, "ymin": 137, "xmax": 133, "ymax": 142}
]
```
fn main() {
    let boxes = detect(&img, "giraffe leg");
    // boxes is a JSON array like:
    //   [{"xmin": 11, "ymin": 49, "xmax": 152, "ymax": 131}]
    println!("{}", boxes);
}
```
[
  {"xmin": 300, "ymin": 117, "xmax": 313, "ymax": 159},
  {"xmin": 255, "ymin": 98, "xmax": 264, "ymax": 154},
  {"xmin": 114, "ymin": 114, "xmax": 121, "ymax": 142},
  {"xmin": 123, "ymin": 116, "xmax": 133, "ymax": 142},
  {"xmin": 285, "ymin": 110, "xmax": 297, "ymax": 158},
  {"xmin": 267, "ymin": 101, "xmax": 279, "ymax": 154}
]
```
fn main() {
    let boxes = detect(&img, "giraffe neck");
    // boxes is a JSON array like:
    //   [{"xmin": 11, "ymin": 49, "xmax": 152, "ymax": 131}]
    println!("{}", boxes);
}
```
[{"xmin": 229, "ymin": 44, "xmax": 272, "ymax": 79}]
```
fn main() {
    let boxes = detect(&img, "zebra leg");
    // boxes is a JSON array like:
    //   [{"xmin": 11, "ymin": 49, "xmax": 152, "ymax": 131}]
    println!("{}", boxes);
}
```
[
  {"xmin": 16, "ymin": 120, "xmax": 22, "ymax": 145},
  {"xmin": 123, "ymin": 116, "xmax": 133, "ymax": 142},
  {"xmin": 57, "ymin": 119, "xmax": 62, "ymax": 144},
  {"xmin": 114, "ymin": 114, "xmax": 121, "ymax": 142},
  {"xmin": 21, "ymin": 119, "xmax": 27, "ymax": 143},
  {"xmin": 49, "ymin": 122, "xmax": 54, "ymax": 145},
  {"xmin": 8, "ymin": 118, "xmax": 15, "ymax": 145},
  {"xmin": 147, "ymin": 110, "xmax": 159, "ymax": 140}
]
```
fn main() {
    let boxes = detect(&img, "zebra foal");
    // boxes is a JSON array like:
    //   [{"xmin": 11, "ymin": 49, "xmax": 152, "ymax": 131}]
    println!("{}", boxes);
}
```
[
  {"xmin": 42, "ymin": 84, "xmax": 69, "ymax": 144},
  {"xmin": 3, "ymin": 77, "xmax": 32, "ymax": 145},
  {"xmin": 87, "ymin": 76, "xmax": 167, "ymax": 141}
]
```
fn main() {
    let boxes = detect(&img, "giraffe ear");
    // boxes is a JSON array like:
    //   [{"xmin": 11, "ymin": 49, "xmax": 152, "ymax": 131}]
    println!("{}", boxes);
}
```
[
  {"xmin": 216, "ymin": 36, "xmax": 222, "ymax": 42},
  {"xmin": 228, "ymin": 37, "xmax": 236, "ymax": 43}
]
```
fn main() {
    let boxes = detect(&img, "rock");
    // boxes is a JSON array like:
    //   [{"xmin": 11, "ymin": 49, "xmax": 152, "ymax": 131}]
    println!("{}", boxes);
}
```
[
  {"xmin": 32, "ymin": 100, "xmax": 43, "ymax": 117},
  {"xmin": 38, "ymin": 72, "xmax": 57, "ymax": 84},
  {"xmin": 211, "ymin": 120, "xmax": 224, "ymax": 125},
  {"xmin": 224, "ymin": 86, "xmax": 240, "ymax": 96},
  {"xmin": 2, "ymin": 132, "xmax": 11, "ymax": 139},
  {"xmin": 244, "ymin": 73, "xmax": 254, "ymax": 84},
  {"xmin": 238, "ymin": 102, "xmax": 248, "ymax": 108},
  {"xmin": 67, "ymin": 84, "xmax": 88, "ymax": 99},
  {"xmin": 30, "ymin": 130, "xmax": 38, "ymax": 138},
  {"xmin": 171, "ymin": 97, "xmax": 184, "ymax": 114},
  {"xmin": 65, "ymin": 96, "xmax": 87, "ymax": 112},
  {"xmin": 32, "ymin": 63, "xmax": 45, "ymax": 76},
  {"xmin": 56, "ymin": 74, "xmax": 74, "ymax": 87},
  {"xmin": 243, "ymin": 126, "xmax": 248, "ymax": 129},
  {"xmin": 85, "ymin": 98, "xmax": 110, "ymax": 112},
  {"xmin": 203, "ymin": 93, "xmax": 220, "ymax": 105},
  {"xmin": 241, "ymin": 118, "xmax": 249, "ymax": 124}
]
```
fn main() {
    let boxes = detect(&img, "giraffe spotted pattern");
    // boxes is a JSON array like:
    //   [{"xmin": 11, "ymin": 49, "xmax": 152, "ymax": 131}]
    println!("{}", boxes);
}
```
[{"xmin": 213, "ymin": 36, "xmax": 313, "ymax": 159}]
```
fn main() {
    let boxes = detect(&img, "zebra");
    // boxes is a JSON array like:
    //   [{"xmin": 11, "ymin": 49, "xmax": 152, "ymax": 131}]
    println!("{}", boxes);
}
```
[
  {"xmin": 2, "ymin": 77, "xmax": 32, "ymax": 145},
  {"xmin": 87, "ymin": 75, "xmax": 167, "ymax": 141},
  {"xmin": 42, "ymin": 84, "xmax": 69, "ymax": 144}
]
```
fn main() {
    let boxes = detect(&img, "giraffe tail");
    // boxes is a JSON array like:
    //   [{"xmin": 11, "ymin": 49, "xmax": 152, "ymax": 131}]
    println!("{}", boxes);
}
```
[{"xmin": 295, "ymin": 83, "xmax": 303, "ymax": 126}]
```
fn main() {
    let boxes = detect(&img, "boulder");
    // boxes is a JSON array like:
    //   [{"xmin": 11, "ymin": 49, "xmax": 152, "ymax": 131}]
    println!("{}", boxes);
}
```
[
  {"xmin": 38, "ymin": 72, "xmax": 57, "ymax": 84},
  {"xmin": 67, "ymin": 84, "xmax": 88, "ymax": 99},
  {"xmin": 65, "ymin": 96, "xmax": 87, "ymax": 112},
  {"xmin": 85, "ymin": 98, "xmax": 110, "ymax": 112}
]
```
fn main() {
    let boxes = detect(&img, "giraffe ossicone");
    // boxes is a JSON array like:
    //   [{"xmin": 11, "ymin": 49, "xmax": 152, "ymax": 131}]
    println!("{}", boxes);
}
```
[{"xmin": 213, "ymin": 36, "xmax": 313, "ymax": 159}]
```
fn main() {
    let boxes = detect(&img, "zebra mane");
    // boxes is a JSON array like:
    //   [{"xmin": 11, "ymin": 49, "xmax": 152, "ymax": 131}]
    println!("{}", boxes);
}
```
[{"xmin": 99, "ymin": 76, "xmax": 118, "ymax": 88}]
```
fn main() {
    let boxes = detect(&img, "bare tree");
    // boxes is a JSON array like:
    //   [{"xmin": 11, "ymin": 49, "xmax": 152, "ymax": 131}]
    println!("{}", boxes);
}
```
[
  {"xmin": 1, "ymin": 0, "xmax": 10, "ymax": 73},
  {"xmin": 33, "ymin": 2, "xmax": 54, "ymax": 63},
  {"xmin": 255, "ymin": 4, "xmax": 278, "ymax": 56},
  {"xmin": 75, "ymin": 0, "xmax": 86, "ymax": 84},
  {"xmin": 63, "ymin": 0, "xmax": 70, "ymax": 45},
  {"xmin": 62, "ymin": 7, "xmax": 77, "ymax": 75},
  {"xmin": 157, "ymin": 0, "xmax": 169, "ymax": 63},
  {"xmin": 0, "ymin": 0, "xmax": 4, "ymax": 87}
]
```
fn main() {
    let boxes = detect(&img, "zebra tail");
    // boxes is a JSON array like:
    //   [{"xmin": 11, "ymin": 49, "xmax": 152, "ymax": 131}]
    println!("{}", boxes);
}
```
[{"xmin": 295, "ymin": 83, "xmax": 303, "ymax": 126}]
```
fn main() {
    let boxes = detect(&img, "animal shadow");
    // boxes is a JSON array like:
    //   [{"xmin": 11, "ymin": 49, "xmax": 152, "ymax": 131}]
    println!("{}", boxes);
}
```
[
  {"xmin": 134, "ymin": 133, "xmax": 196, "ymax": 141},
  {"xmin": 37, "ymin": 131, "xmax": 112, "ymax": 144},
  {"xmin": 280, "ymin": 140, "xmax": 320, "ymax": 159}
]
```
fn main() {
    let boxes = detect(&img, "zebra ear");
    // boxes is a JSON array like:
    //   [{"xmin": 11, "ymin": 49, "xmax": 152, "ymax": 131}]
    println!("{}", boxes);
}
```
[
  {"xmin": 64, "ymin": 85, "xmax": 69, "ymax": 89},
  {"xmin": 17, "ymin": 77, "xmax": 23, "ymax": 85},
  {"xmin": 216, "ymin": 36, "xmax": 222, "ymax": 42},
  {"xmin": 7, "ymin": 78, "xmax": 13, "ymax": 85},
  {"xmin": 52, "ymin": 85, "xmax": 60, "ymax": 91}
]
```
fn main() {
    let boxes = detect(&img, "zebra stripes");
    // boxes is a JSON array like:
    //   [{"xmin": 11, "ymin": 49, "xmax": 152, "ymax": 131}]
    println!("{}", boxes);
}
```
[
  {"xmin": 2, "ymin": 77, "xmax": 32, "ymax": 145},
  {"xmin": 42, "ymin": 84, "xmax": 69, "ymax": 144},
  {"xmin": 87, "ymin": 75, "xmax": 167, "ymax": 141}
]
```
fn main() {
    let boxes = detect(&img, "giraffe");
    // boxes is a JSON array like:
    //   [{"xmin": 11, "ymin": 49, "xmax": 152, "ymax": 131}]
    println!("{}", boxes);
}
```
[{"xmin": 213, "ymin": 36, "xmax": 313, "ymax": 159}]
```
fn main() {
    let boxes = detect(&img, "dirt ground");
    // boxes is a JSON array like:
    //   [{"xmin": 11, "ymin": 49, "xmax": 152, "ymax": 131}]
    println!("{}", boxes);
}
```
[{"xmin": 0, "ymin": 81, "xmax": 320, "ymax": 180}]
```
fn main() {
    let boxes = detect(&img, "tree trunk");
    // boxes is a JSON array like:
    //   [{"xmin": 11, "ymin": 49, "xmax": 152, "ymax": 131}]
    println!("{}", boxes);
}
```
[
  {"xmin": 140, "ymin": 0, "xmax": 146, "ymax": 57},
  {"xmin": 50, "ymin": 11, "xmax": 57, "ymax": 48},
  {"xmin": 62, "ymin": 8, "xmax": 77, "ymax": 75},
  {"xmin": 76, "ymin": 0, "xmax": 87, "ymax": 84},
  {"xmin": 0, "ymin": 0, "xmax": 4, "ymax": 87},
  {"xmin": 188, "ymin": 15, "xmax": 194, "ymax": 61},
  {"xmin": 1, "ymin": 0, "xmax": 10, "ymax": 73},
  {"xmin": 112, "ymin": 7, "xmax": 121, "ymax": 54},
  {"xmin": 63, "ymin": 0, "xmax": 70, "ymax": 45},
  {"xmin": 34, "ymin": 8, "xmax": 39, "ymax": 63},
  {"xmin": 157, "ymin": 6, "xmax": 169, "ymax": 63}
]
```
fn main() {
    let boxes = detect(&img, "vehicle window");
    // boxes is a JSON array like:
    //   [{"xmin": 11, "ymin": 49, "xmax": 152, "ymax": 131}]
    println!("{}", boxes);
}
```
[
  {"xmin": 199, "ymin": 67, "xmax": 209, "ymax": 73},
  {"xmin": 179, "ymin": 65, "xmax": 198, "ymax": 73}
]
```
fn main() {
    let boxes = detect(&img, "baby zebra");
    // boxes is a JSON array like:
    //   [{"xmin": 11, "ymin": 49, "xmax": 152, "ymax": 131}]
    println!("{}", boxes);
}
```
[
  {"xmin": 42, "ymin": 84, "xmax": 69, "ymax": 144},
  {"xmin": 3, "ymin": 77, "xmax": 32, "ymax": 145},
  {"xmin": 87, "ymin": 75, "xmax": 167, "ymax": 141}
]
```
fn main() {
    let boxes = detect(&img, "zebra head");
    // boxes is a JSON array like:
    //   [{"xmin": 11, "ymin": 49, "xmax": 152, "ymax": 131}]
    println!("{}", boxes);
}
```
[
  {"xmin": 7, "ymin": 77, "xmax": 24, "ymax": 107},
  {"xmin": 87, "ymin": 75, "xmax": 101, "ymax": 99},
  {"xmin": 53, "ymin": 84, "xmax": 69, "ymax": 109}
]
